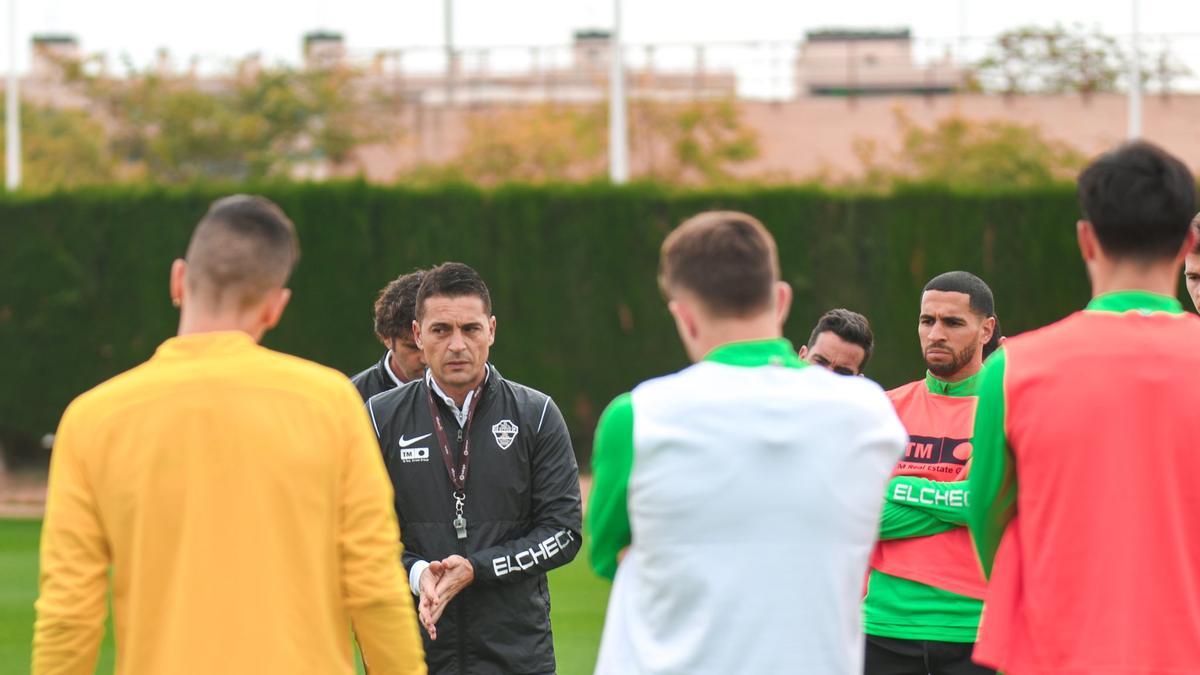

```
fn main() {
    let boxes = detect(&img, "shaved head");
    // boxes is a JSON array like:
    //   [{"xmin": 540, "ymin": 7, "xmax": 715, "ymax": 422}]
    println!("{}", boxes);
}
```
[{"xmin": 184, "ymin": 195, "xmax": 300, "ymax": 310}]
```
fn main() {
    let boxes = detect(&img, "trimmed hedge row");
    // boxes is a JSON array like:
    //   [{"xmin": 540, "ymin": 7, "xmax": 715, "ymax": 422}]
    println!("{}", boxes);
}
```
[{"xmin": 0, "ymin": 182, "xmax": 1101, "ymax": 467}]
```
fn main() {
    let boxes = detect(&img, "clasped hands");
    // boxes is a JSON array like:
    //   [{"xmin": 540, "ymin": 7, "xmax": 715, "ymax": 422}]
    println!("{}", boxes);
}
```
[{"xmin": 417, "ymin": 554, "xmax": 475, "ymax": 640}]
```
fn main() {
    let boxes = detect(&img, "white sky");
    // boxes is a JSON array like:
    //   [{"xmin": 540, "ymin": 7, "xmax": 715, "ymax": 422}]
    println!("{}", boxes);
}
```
[{"xmin": 5, "ymin": 0, "xmax": 1198, "ymax": 71}]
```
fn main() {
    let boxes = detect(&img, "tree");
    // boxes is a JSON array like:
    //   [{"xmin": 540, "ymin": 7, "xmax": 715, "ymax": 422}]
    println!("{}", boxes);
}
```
[
  {"xmin": 973, "ymin": 24, "xmax": 1123, "ymax": 97},
  {"xmin": 66, "ymin": 52, "xmax": 400, "ymax": 183},
  {"xmin": 1145, "ymin": 42, "xmax": 1193, "ymax": 97},
  {"xmin": 441, "ymin": 98, "xmax": 759, "ymax": 185},
  {"xmin": 631, "ymin": 99, "xmax": 760, "ymax": 184},
  {"xmin": 853, "ymin": 110, "xmax": 1086, "ymax": 190},
  {"xmin": 972, "ymin": 24, "xmax": 1193, "ymax": 98},
  {"xmin": 0, "ymin": 103, "xmax": 120, "ymax": 191},
  {"xmin": 451, "ymin": 104, "xmax": 608, "ymax": 183}
]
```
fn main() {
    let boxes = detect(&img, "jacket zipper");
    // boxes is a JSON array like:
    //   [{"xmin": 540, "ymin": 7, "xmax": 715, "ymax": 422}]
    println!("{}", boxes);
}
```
[{"xmin": 456, "ymin": 422, "xmax": 467, "ymax": 674}]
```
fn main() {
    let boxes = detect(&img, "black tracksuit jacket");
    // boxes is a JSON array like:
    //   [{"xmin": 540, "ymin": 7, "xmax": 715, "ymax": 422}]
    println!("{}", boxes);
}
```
[
  {"xmin": 366, "ymin": 365, "xmax": 583, "ymax": 675},
  {"xmin": 350, "ymin": 352, "xmax": 401, "ymax": 401}
]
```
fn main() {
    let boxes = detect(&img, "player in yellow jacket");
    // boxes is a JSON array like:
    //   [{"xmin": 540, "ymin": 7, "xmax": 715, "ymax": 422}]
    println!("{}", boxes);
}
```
[{"xmin": 33, "ymin": 195, "xmax": 426, "ymax": 675}]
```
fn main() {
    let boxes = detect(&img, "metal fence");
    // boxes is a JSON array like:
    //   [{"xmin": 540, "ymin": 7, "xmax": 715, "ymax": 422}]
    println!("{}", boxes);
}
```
[{"xmin": 322, "ymin": 32, "xmax": 1200, "ymax": 105}]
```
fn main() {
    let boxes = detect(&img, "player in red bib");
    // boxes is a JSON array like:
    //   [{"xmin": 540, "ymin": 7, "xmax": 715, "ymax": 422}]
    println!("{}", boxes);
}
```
[
  {"xmin": 865, "ymin": 271, "xmax": 998, "ymax": 675},
  {"xmin": 968, "ymin": 141, "xmax": 1200, "ymax": 674}
]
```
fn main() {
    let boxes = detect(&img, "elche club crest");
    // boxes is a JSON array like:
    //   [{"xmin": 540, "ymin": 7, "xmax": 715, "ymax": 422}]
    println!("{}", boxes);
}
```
[{"xmin": 492, "ymin": 419, "xmax": 518, "ymax": 450}]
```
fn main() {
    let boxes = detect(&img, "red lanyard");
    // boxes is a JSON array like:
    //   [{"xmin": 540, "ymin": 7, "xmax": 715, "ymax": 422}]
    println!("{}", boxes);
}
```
[{"xmin": 425, "ymin": 378, "xmax": 486, "ymax": 539}]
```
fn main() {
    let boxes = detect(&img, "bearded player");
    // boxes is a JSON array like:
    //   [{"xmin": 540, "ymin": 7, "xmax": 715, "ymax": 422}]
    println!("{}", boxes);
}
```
[
  {"xmin": 1184, "ymin": 213, "xmax": 1200, "ymax": 312},
  {"xmin": 864, "ymin": 271, "xmax": 997, "ymax": 675}
]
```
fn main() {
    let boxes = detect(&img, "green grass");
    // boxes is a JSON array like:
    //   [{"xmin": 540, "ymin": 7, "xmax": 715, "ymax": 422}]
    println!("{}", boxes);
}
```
[{"xmin": 0, "ymin": 519, "xmax": 608, "ymax": 674}]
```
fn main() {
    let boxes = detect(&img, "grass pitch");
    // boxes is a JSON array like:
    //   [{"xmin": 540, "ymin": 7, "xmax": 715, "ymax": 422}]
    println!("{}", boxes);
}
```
[{"xmin": 0, "ymin": 519, "xmax": 608, "ymax": 674}]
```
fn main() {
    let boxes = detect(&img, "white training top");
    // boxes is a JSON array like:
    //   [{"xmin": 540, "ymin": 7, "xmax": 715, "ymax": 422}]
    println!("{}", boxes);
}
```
[{"xmin": 594, "ymin": 359, "xmax": 906, "ymax": 675}]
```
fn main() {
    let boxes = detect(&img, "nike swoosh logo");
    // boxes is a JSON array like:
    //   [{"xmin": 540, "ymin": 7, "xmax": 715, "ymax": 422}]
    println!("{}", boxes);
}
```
[{"xmin": 397, "ymin": 433, "xmax": 432, "ymax": 448}]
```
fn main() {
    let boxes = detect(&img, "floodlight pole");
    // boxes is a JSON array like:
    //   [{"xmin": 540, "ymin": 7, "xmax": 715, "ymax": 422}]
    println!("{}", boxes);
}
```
[
  {"xmin": 5, "ymin": 0, "xmax": 20, "ymax": 191},
  {"xmin": 608, "ymin": 0, "xmax": 629, "ymax": 184},
  {"xmin": 1127, "ymin": 0, "xmax": 1142, "ymax": 140},
  {"xmin": 957, "ymin": 0, "xmax": 968, "ymax": 65},
  {"xmin": 444, "ymin": 0, "xmax": 455, "ymax": 106}
]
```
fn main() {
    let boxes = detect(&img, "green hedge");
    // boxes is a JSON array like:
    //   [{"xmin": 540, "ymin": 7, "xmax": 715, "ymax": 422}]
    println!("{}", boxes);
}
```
[{"xmin": 0, "ymin": 182, "xmax": 1105, "ymax": 467}]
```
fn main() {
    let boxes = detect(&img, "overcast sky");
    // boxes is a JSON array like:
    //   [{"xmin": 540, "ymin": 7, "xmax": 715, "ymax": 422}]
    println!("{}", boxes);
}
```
[{"xmin": 5, "ymin": 0, "xmax": 1198, "ymax": 71}]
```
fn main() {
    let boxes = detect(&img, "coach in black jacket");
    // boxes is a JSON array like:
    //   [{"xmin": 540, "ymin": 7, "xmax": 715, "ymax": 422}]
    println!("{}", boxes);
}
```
[
  {"xmin": 366, "ymin": 262, "xmax": 582, "ymax": 675},
  {"xmin": 350, "ymin": 269, "xmax": 427, "ymax": 400}
]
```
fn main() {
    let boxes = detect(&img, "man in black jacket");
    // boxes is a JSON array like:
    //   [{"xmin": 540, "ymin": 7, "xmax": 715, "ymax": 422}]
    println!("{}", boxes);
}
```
[
  {"xmin": 351, "ymin": 269, "xmax": 427, "ymax": 400},
  {"xmin": 366, "ymin": 262, "xmax": 582, "ymax": 675}
]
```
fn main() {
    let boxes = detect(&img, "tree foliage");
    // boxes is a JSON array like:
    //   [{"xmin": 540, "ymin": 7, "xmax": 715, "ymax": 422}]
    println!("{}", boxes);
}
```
[
  {"xmin": 0, "ymin": 104, "xmax": 119, "ymax": 190},
  {"xmin": 971, "ymin": 23, "xmax": 1192, "ymax": 97},
  {"xmin": 453, "ymin": 104, "xmax": 608, "ymax": 183},
  {"xmin": 632, "ymin": 99, "xmax": 760, "ymax": 184},
  {"xmin": 8, "ymin": 51, "xmax": 400, "ymax": 190},
  {"xmin": 77, "ymin": 57, "xmax": 397, "ymax": 183},
  {"xmin": 972, "ymin": 24, "xmax": 1124, "ymax": 96},
  {"xmin": 439, "ymin": 98, "xmax": 760, "ymax": 185},
  {"xmin": 853, "ymin": 110, "xmax": 1086, "ymax": 190}
]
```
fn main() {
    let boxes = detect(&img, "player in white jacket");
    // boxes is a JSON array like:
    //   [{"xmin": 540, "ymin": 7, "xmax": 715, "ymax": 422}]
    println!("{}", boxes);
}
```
[{"xmin": 588, "ymin": 210, "xmax": 906, "ymax": 675}]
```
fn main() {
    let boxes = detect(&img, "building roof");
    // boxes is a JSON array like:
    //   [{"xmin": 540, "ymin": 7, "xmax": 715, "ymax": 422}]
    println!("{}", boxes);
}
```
[
  {"xmin": 806, "ymin": 28, "xmax": 911, "ymax": 42},
  {"xmin": 32, "ymin": 34, "xmax": 78, "ymax": 45},
  {"xmin": 303, "ymin": 30, "xmax": 344, "ymax": 45},
  {"xmin": 573, "ymin": 29, "xmax": 612, "ymax": 41}
]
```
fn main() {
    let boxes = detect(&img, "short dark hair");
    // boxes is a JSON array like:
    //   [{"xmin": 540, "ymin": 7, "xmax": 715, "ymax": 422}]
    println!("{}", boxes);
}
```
[
  {"xmin": 1077, "ymin": 141, "xmax": 1197, "ymax": 261},
  {"xmin": 373, "ymin": 269, "xmax": 426, "ymax": 343},
  {"xmin": 416, "ymin": 262, "xmax": 492, "ymax": 321},
  {"xmin": 983, "ymin": 315, "xmax": 1003, "ymax": 360},
  {"xmin": 185, "ymin": 195, "xmax": 300, "ymax": 309},
  {"xmin": 1192, "ymin": 212, "xmax": 1200, "ymax": 254},
  {"xmin": 923, "ymin": 271, "xmax": 995, "ymax": 318},
  {"xmin": 807, "ymin": 308, "xmax": 874, "ymax": 369},
  {"xmin": 658, "ymin": 211, "xmax": 778, "ymax": 317}
]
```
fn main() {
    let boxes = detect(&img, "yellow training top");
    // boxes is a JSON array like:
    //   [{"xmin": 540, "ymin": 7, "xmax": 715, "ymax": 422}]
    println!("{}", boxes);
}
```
[{"xmin": 34, "ymin": 331, "xmax": 425, "ymax": 675}]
